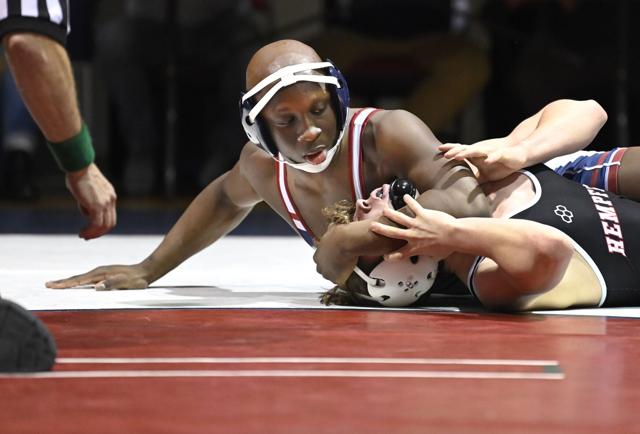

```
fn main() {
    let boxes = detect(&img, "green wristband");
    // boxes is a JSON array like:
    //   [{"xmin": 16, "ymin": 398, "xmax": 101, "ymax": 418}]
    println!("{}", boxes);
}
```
[{"xmin": 47, "ymin": 123, "xmax": 96, "ymax": 172}]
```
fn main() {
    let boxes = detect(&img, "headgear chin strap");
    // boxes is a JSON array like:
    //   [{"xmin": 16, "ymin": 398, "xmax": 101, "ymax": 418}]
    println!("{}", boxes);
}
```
[
  {"xmin": 278, "ymin": 132, "xmax": 344, "ymax": 174},
  {"xmin": 240, "ymin": 60, "xmax": 350, "ymax": 173}
]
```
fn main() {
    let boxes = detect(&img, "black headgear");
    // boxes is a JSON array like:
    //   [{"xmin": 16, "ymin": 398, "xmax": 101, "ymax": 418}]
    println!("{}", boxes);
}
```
[{"xmin": 389, "ymin": 178, "xmax": 418, "ymax": 210}]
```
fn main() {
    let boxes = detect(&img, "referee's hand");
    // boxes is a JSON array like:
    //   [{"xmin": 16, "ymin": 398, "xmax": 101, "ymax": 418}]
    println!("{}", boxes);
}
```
[{"xmin": 65, "ymin": 163, "xmax": 117, "ymax": 240}]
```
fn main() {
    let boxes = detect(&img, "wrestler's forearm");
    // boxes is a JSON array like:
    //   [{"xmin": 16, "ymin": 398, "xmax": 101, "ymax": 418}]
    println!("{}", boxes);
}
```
[
  {"xmin": 341, "ymin": 181, "xmax": 490, "ymax": 258},
  {"xmin": 141, "ymin": 176, "xmax": 253, "ymax": 283},
  {"xmin": 337, "ymin": 220, "xmax": 405, "ymax": 258},
  {"xmin": 3, "ymin": 33, "xmax": 82, "ymax": 142},
  {"xmin": 448, "ymin": 218, "xmax": 573, "ymax": 292},
  {"xmin": 513, "ymin": 99, "xmax": 607, "ymax": 166}
]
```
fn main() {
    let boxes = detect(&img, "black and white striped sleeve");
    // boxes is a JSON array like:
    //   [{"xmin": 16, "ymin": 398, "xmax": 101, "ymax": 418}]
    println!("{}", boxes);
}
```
[{"xmin": 0, "ymin": 0, "xmax": 70, "ymax": 45}]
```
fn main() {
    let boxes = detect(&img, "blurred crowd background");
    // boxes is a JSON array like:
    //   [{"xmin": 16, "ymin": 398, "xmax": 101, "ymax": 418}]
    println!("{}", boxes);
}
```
[{"xmin": 0, "ymin": 0, "xmax": 637, "ymax": 205}]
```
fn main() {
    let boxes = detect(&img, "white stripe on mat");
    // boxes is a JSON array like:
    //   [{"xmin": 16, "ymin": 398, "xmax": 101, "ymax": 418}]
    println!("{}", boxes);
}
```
[
  {"xmin": 56, "ymin": 356, "xmax": 559, "ymax": 366},
  {"xmin": 0, "ymin": 369, "xmax": 564, "ymax": 380}
]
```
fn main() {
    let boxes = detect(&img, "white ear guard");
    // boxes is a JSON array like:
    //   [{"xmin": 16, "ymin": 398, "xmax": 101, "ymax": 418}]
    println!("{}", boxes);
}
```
[{"xmin": 353, "ymin": 255, "xmax": 438, "ymax": 307}]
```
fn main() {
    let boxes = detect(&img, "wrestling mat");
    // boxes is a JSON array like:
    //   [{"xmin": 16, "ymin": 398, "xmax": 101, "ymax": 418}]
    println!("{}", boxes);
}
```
[{"xmin": 1, "ymin": 235, "xmax": 638, "ymax": 318}]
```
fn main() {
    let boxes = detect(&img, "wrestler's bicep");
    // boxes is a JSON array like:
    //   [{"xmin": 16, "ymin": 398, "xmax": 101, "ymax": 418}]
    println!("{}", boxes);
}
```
[
  {"xmin": 221, "ymin": 160, "xmax": 262, "ymax": 209},
  {"xmin": 471, "ymin": 259, "xmax": 528, "ymax": 310},
  {"xmin": 445, "ymin": 254, "xmax": 523, "ymax": 311}
]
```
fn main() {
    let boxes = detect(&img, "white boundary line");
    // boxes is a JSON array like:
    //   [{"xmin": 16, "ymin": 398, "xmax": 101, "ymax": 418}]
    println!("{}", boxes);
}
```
[
  {"xmin": 1, "ymin": 357, "xmax": 564, "ymax": 381},
  {"xmin": 56, "ymin": 357, "xmax": 559, "ymax": 366},
  {"xmin": 0, "ymin": 369, "xmax": 564, "ymax": 380}
]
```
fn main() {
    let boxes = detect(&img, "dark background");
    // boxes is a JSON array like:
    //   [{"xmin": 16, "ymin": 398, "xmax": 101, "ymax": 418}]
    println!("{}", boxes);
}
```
[{"xmin": 0, "ymin": 0, "xmax": 637, "ymax": 235}]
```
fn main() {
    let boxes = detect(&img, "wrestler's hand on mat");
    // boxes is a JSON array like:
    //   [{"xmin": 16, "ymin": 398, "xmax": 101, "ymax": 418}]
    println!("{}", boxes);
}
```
[
  {"xmin": 369, "ymin": 195, "xmax": 455, "ymax": 261},
  {"xmin": 313, "ymin": 224, "xmax": 358, "ymax": 287},
  {"xmin": 439, "ymin": 139, "xmax": 526, "ymax": 184},
  {"xmin": 65, "ymin": 163, "xmax": 117, "ymax": 240},
  {"xmin": 45, "ymin": 264, "xmax": 150, "ymax": 291}
]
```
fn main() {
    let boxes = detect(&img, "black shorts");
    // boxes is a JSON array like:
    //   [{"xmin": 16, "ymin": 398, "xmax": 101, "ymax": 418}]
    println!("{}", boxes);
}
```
[{"xmin": 0, "ymin": 0, "xmax": 69, "ymax": 45}]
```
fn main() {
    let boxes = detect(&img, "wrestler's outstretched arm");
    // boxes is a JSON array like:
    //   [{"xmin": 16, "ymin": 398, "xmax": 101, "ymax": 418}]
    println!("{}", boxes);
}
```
[
  {"xmin": 314, "ymin": 109, "xmax": 490, "ymax": 284},
  {"xmin": 440, "ymin": 99, "xmax": 608, "ymax": 183},
  {"xmin": 46, "ymin": 145, "xmax": 262, "ymax": 290}
]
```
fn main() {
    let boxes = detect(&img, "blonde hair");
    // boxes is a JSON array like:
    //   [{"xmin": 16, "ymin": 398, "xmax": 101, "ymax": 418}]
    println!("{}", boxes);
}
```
[
  {"xmin": 322, "ymin": 199, "xmax": 355, "ymax": 225},
  {"xmin": 319, "ymin": 199, "xmax": 377, "ymax": 306}
]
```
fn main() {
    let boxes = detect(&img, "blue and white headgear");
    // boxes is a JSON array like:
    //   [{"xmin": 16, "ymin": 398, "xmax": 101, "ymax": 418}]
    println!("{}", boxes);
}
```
[
  {"xmin": 352, "ymin": 179, "xmax": 438, "ymax": 307},
  {"xmin": 240, "ymin": 60, "xmax": 349, "ymax": 173}
]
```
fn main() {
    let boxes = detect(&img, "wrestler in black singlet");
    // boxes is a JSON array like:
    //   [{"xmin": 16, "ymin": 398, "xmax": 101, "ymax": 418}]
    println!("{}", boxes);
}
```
[{"xmin": 476, "ymin": 164, "xmax": 640, "ymax": 307}]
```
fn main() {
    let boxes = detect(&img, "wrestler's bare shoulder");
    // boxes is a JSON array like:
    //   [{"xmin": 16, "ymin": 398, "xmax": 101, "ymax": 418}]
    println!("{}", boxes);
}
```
[
  {"xmin": 367, "ymin": 109, "xmax": 430, "ymax": 142},
  {"xmin": 378, "ymin": 108, "xmax": 430, "ymax": 131},
  {"xmin": 238, "ymin": 141, "xmax": 274, "ymax": 182},
  {"xmin": 364, "ymin": 109, "xmax": 437, "ymax": 155}
]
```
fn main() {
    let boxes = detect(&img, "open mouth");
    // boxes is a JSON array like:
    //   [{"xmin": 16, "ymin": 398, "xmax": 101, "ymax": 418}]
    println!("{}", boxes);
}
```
[{"xmin": 304, "ymin": 148, "xmax": 328, "ymax": 165}]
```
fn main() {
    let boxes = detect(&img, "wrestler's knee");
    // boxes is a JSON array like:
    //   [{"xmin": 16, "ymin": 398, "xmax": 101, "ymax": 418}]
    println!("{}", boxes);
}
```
[{"xmin": 619, "ymin": 147, "xmax": 640, "ymax": 201}]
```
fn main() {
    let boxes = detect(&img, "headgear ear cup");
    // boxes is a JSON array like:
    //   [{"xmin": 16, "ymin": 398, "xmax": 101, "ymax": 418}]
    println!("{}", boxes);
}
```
[
  {"xmin": 239, "ymin": 92, "xmax": 281, "ymax": 156},
  {"xmin": 239, "ymin": 93, "xmax": 258, "ymax": 143},
  {"xmin": 354, "ymin": 254, "xmax": 439, "ymax": 307},
  {"xmin": 389, "ymin": 178, "xmax": 418, "ymax": 210},
  {"xmin": 326, "ymin": 61, "xmax": 350, "ymax": 132}
]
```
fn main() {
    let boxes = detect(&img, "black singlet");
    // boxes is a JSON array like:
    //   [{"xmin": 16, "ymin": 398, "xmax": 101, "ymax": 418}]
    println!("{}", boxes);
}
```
[{"xmin": 468, "ymin": 165, "xmax": 640, "ymax": 307}]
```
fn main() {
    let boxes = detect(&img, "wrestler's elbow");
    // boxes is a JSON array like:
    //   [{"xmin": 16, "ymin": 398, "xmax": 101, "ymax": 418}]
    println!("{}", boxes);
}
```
[
  {"xmin": 584, "ymin": 99, "xmax": 608, "ymax": 128},
  {"xmin": 470, "ymin": 193, "xmax": 492, "ymax": 217},
  {"xmin": 454, "ymin": 190, "xmax": 491, "ymax": 218},
  {"xmin": 522, "ymin": 230, "xmax": 574, "ymax": 293},
  {"xmin": 449, "ymin": 174, "xmax": 491, "ymax": 218}
]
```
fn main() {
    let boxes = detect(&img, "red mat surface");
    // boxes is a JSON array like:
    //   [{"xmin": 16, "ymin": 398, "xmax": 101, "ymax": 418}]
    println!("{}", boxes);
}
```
[{"xmin": 2, "ymin": 309, "xmax": 639, "ymax": 433}]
